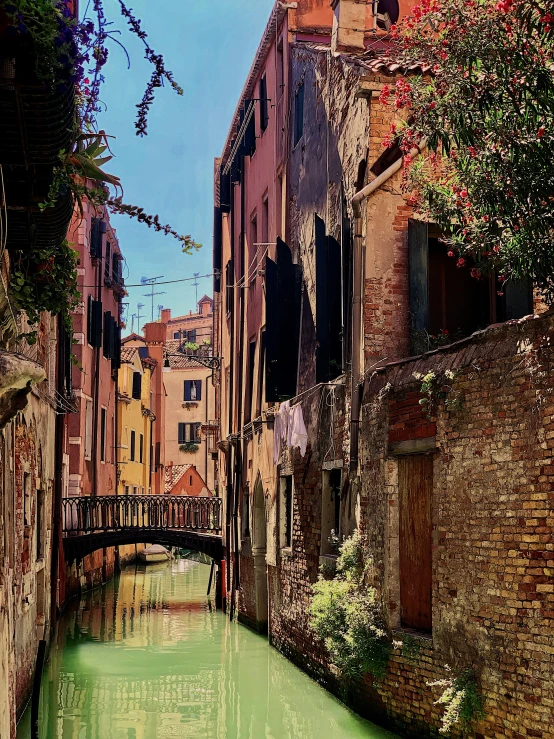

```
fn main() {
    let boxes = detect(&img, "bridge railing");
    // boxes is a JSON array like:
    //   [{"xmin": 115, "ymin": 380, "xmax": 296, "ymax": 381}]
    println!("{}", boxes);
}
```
[{"xmin": 62, "ymin": 495, "xmax": 222, "ymax": 535}]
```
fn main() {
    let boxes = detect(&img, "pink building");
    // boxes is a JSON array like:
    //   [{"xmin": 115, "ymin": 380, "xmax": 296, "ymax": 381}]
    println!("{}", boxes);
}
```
[{"xmin": 63, "ymin": 200, "xmax": 124, "ymax": 595}]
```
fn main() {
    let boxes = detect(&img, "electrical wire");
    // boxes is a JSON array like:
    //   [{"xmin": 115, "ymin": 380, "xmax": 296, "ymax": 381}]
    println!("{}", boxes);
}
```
[{"xmin": 79, "ymin": 271, "xmax": 217, "ymax": 289}]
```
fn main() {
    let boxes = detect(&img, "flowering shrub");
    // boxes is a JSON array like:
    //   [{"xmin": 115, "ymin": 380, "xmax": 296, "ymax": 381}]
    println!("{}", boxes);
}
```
[
  {"xmin": 309, "ymin": 532, "xmax": 391, "ymax": 681},
  {"xmin": 429, "ymin": 668, "xmax": 484, "ymax": 735},
  {"xmin": 385, "ymin": 0, "xmax": 554, "ymax": 299}
]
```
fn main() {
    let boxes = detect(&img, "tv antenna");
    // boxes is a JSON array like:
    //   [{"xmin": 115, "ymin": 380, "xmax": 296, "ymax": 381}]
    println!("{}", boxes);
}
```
[
  {"xmin": 193, "ymin": 272, "xmax": 200, "ymax": 309},
  {"xmin": 141, "ymin": 275, "xmax": 166, "ymax": 322},
  {"xmin": 136, "ymin": 303, "xmax": 145, "ymax": 334},
  {"xmin": 157, "ymin": 304, "xmax": 164, "ymax": 320}
]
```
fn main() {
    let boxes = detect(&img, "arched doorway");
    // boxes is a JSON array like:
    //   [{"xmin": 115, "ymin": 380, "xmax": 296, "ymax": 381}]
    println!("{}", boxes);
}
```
[{"xmin": 251, "ymin": 475, "xmax": 268, "ymax": 633}]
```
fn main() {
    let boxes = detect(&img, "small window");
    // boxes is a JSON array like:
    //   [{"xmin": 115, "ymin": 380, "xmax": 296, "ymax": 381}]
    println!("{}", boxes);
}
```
[
  {"xmin": 132, "ymin": 372, "xmax": 142, "ymax": 400},
  {"xmin": 187, "ymin": 329, "xmax": 197, "ymax": 343},
  {"xmin": 90, "ymin": 218, "xmax": 102, "ymax": 259},
  {"xmin": 104, "ymin": 241, "xmax": 112, "ymax": 283},
  {"xmin": 100, "ymin": 407, "xmax": 107, "ymax": 462},
  {"xmin": 139, "ymin": 433, "xmax": 144, "ymax": 464},
  {"xmin": 173, "ymin": 331, "xmax": 180, "ymax": 339},
  {"xmin": 259, "ymin": 73, "xmax": 269, "ymax": 131},
  {"xmin": 184, "ymin": 380, "xmax": 202, "ymax": 402},
  {"xmin": 124, "ymin": 485, "xmax": 129, "ymax": 495},
  {"xmin": 178, "ymin": 423, "xmax": 201, "ymax": 444},
  {"xmin": 280, "ymin": 475, "xmax": 293, "ymax": 549},
  {"xmin": 130, "ymin": 430, "xmax": 136, "ymax": 462},
  {"xmin": 294, "ymin": 82, "xmax": 304, "ymax": 146},
  {"xmin": 84, "ymin": 399, "xmax": 93, "ymax": 460},
  {"xmin": 321, "ymin": 468, "xmax": 342, "ymax": 555}
]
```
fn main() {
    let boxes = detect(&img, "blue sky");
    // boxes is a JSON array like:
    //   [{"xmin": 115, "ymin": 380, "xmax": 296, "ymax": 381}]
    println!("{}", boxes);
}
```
[{"xmin": 95, "ymin": 0, "xmax": 274, "ymax": 327}]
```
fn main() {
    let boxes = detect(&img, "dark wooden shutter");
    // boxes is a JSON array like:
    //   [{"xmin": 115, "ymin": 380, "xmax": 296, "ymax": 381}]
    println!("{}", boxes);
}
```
[
  {"xmin": 195, "ymin": 423, "xmax": 201, "ymax": 443},
  {"xmin": 155, "ymin": 442, "xmax": 161, "ymax": 469},
  {"xmin": 265, "ymin": 256, "xmax": 279, "ymax": 403},
  {"xmin": 178, "ymin": 423, "xmax": 185, "ymax": 444},
  {"xmin": 132, "ymin": 372, "xmax": 142, "ymax": 400},
  {"xmin": 184, "ymin": 380, "xmax": 191, "ymax": 401},
  {"xmin": 139, "ymin": 434, "xmax": 144, "ymax": 463},
  {"xmin": 327, "ymin": 235, "xmax": 343, "ymax": 380},
  {"xmin": 130, "ymin": 430, "xmax": 136, "ymax": 461},
  {"xmin": 276, "ymin": 238, "xmax": 301, "ymax": 398},
  {"xmin": 87, "ymin": 295, "xmax": 94, "ymax": 345},
  {"xmin": 315, "ymin": 215, "xmax": 329, "ymax": 383},
  {"xmin": 90, "ymin": 218, "xmax": 102, "ymax": 258},
  {"xmin": 188, "ymin": 329, "xmax": 197, "ymax": 343},
  {"xmin": 195, "ymin": 380, "xmax": 202, "ymax": 401},
  {"xmin": 111, "ymin": 320, "xmax": 121, "ymax": 371},
  {"xmin": 104, "ymin": 241, "xmax": 111, "ymax": 283},
  {"xmin": 103, "ymin": 312, "xmax": 112, "ymax": 358},
  {"xmin": 260, "ymin": 75, "xmax": 268, "ymax": 131},
  {"xmin": 241, "ymin": 100, "xmax": 256, "ymax": 157},
  {"xmin": 399, "ymin": 455, "xmax": 433, "ymax": 632},
  {"xmin": 504, "ymin": 278, "xmax": 533, "ymax": 320},
  {"xmin": 219, "ymin": 168, "xmax": 231, "ymax": 214},
  {"xmin": 91, "ymin": 300, "xmax": 103, "ymax": 349},
  {"xmin": 408, "ymin": 219, "xmax": 430, "ymax": 355}
]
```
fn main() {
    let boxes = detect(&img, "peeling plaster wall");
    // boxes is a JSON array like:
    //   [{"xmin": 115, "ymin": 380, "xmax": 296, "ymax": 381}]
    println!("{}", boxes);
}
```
[{"xmin": 0, "ymin": 325, "xmax": 57, "ymax": 735}]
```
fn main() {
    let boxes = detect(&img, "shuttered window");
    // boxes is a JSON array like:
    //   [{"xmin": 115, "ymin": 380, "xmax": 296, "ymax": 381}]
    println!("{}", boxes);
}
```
[
  {"xmin": 87, "ymin": 297, "xmax": 103, "ymax": 348},
  {"xmin": 139, "ymin": 433, "xmax": 144, "ymax": 463},
  {"xmin": 184, "ymin": 380, "xmax": 202, "ymax": 402},
  {"xmin": 104, "ymin": 241, "xmax": 111, "ymax": 283},
  {"xmin": 187, "ymin": 329, "xmax": 197, "ymax": 343},
  {"xmin": 399, "ymin": 455, "xmax": 433, "ymax": 632},
  {"xmin": 259, "ymin": 74, "xmax": 268, "ymax": 132},
  {"xmin": 315, "ymin": 215, "xmax": 343, "ymax": 383},
  {"xmin": 130, "ymin": 430, "xmax": 136, "ymax": 462},
  {"xmin": 225, "ymin": 261, "xmax": 234, "ymax": 314},
  {"xmin": 100, "ymin": 408, "xmax": 107, "ymax": 462},
  {"xmin": 103, "ymin": 312, "xmax": 114, "ymax": 359},
  {"xmin": 178, "ymin": 423, "xmax": 201, "ymax": 444},
  {"xmin": 111, "ymin": 319, "xmax": 121, "ymax": 371},
  {"xmin": 265, "ymin": 239, "xmax": 302, "ymax": 403},
  {"xmin": 90, "ymin": 218, "xmax": 102, "ymax": 258},
  {"xmin": 132, "ymin": 372, "xmax": 142, "ymax": 400}
]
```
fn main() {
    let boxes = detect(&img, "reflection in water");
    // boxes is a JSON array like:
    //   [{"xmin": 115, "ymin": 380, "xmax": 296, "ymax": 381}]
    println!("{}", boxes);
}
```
[{"xmin": 18, "ymin": 560, "xmax": 398, "ymax": 739}]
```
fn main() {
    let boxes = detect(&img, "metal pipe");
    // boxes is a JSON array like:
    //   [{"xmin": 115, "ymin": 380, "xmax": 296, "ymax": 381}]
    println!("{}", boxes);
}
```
[{"xmin": 350, "ymin": 140, "xmax": 427, "ymax": 473}]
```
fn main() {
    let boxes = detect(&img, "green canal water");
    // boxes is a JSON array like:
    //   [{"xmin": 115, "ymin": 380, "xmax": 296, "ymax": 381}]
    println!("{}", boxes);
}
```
[{"xmin": 18, "ymin": 559, "xmax": 399, "ymax": 739}]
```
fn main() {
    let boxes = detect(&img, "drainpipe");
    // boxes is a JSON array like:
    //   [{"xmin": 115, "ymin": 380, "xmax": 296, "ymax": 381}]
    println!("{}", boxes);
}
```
[{"xmin": 349, "ymin": 140, "xmax": 427, "ymax": 473}]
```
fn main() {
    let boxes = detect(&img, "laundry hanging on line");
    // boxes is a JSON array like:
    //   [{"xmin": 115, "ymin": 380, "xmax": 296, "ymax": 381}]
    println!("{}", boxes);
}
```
[{"xmin": 273, "ymin": 400, "xmax": 308, "ymax": 464}]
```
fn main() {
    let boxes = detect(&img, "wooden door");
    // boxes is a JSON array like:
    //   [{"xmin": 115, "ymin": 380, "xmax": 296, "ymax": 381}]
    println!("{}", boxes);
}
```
[{"xmin": 399, "ymin": 455, "xmax": 433, "ymax": 632}]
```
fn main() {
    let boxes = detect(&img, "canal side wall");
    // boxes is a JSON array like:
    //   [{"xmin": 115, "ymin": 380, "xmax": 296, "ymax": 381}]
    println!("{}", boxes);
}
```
[
  {"xmin": 62, "ymin": 544, "xmax": 141, "ymax": 603},
  {"xmin": 266, "ymin": 311, "xmax": 554, "ymax": 738}
]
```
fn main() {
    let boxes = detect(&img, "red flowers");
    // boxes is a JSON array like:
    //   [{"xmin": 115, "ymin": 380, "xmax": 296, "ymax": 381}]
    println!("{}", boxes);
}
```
[
  {"xmin": 457, "ymin": 258, "xmax": 466, "ymax": 268},
  {"xmin": 379, "ymin": 85, "xmax": 391, "ymax": 105}
]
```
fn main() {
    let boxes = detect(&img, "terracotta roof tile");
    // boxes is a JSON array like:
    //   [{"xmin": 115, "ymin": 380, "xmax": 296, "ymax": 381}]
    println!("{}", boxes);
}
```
[{"xmin": 164, "ymin": 464, "xmax": 193, "ymax": 493}]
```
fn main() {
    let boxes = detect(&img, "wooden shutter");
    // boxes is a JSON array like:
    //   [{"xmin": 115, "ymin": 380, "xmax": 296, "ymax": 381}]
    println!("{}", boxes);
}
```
[
  {"xmin": 104, "ymin": 241, "xmax": 111, "ymax": 283},
  {"xmin": 260, "ymin": 75, "xmax": 268, "ymax": 131},
  {"xmin": 87, "ymin": 295, "xmax": 94, "ymax": 345},
  {"xmin": 219, "ymin": 168, "xmax": 231, "ymax": 214},
  {"xmin": 241, "ymin": 100, "xmax": 256, "ymax": 157},
  {"xmin": 315, "ymin": 215, "xmax": 330, "ymax": 383},
  {"xmin": 90, "ymin": 218, "xmax": 101, "ymax": 258},
  {"xmin": 184, "ymin": 380, "xmax": 191, "ymax": 401},
  {"xmin": 195, "ymin": 380, "xmax": 202, "ymax": 401},
  {"xmin": 265, "ymin": 256, "xmax": 279, "ymax": 403},
  {"xmin": 89, "ymin": 300, "xmax": 102, "ymax": 349},
  {"xmin": 399, "ymin": 455, "xmax": 433, "ymax": 632},
  {"xmin": 408, "ymin": 219, "xmax": 430, "ymax": 354},
  {"xmin": 276, "ymin": 238, "xmax": 301, "ymax": 398},
  {"xmin": 103, "ymin": 312, "xmax": 112, "ymax": 358},
  {"xmin": 327, "ymin": 235, "xmax": 343, "ymax": 380},
  {"xmin": 132, "ymin": 372, "xmax": 142, "ymax": 400},
  {"xmin": 130, "ymin": 430, "xmax": 136, "ymax": 461},
  {"xmin": 195, "ymin": 423, "xmax": 201, "ymax": 443},
  {"xmin": 111, "ymin": 320, "xmax": 121, "ymax": 371}
]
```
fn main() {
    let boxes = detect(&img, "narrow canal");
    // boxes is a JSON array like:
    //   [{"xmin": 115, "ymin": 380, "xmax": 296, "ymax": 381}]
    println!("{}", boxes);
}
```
[{"xmin": 18, "ymin": 559, "xmax": 399, "ymax": 739}]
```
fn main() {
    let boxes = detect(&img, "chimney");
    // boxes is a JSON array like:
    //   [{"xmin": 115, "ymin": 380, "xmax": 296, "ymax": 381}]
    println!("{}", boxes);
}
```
[
  {"xmin": 144, "ymin": 321, "xmax": 166, "ymax": 344},
  {"xmin": 161, "ymin": 308, "xmax": 171, "ymax": 324},
  {"xmin": 331, "ymin": 0, "xmax": 371, "ymax": 54}
]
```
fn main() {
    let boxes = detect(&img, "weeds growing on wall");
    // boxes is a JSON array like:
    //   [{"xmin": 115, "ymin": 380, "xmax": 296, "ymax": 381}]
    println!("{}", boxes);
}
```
[
  {"xmin": 429, "ymin": 668, "xmax": 484, "ymax": 735},
  {"xmin": 416, "ymin": 369, "xmax": 462, "ymax": 418},
  {"xmin": 309, "ymin": 532, "xmax": 391, "ymax": 682}
]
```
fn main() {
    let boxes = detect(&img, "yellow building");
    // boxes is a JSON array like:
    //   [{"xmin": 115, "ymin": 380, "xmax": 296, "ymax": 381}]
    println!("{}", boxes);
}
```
[{"xmin": 117, "ymin": 347, "xmax": 156, "ymax": 495}]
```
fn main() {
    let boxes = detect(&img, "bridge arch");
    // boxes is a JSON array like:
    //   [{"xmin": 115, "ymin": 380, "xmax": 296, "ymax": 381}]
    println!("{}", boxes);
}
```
[{"xmin": 62, "ymin": 494, "xmax": 223, "ymax": 564}]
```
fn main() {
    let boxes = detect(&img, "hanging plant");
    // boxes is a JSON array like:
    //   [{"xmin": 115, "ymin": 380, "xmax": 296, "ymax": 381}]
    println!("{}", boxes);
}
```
[{"xmin": 179, "ymin": 442, "xmax": 199, "ymax": 454}]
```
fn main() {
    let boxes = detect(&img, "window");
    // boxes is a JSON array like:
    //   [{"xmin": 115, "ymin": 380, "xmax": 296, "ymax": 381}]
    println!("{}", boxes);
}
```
[
  {"xmin": 112, "ymin": 252, "xmax": 121, "ymax": 284},
  {"xmin": 139, "ymin": 433, "xmax": 144, "ymax": 464},
  {"xmin": 294, "ymin": 82, "xmax": 304, "ymax": 146},
  {"xmin": 124, "ymin": 485, "xmax": 130, "ymax": 495},
  {"xmin": 242, "ymin": 491, "xmax": 251, "ymax": 539},
  {"xmin": 104, "ymin": 240, "xmax": 112, "ymax": 283},
  {"xmin": 262, "ymin": 195, "xmax": 269, "ymax": 247},
  {"xmin": 130, "ymin": 430, "xmax": 136, "ymax": 462},
  {"xmin": 132, "ymin": 372, "xmax": 142, "ymax": 400},
  {"xmin": 225, "ymin": 260, "xmax": 234, "ymax": 315},
  {"xmin": 178, "ymin": 423, "xmax": 201, "ymax": 444},
  {"xmin": 87, "ymin": 296, "xmax": 103, "ymax": 348},
  {"xmin": 100, "ymin": 407, "xmax": 107, "ymax": 462},
  {"xmin": 250, "ymin": 214, "xmax": 258, "ymax": 262},
  {"xmin": 103, "ymin": 312, "xmax": 115, "ymax": 359},
  {"xmin": 321, "ymin": 469, "xmax": 342, "ymax": 555},
  {"xmin": 84, "ymin": 399, "xmax": 93, "ymax": 460},
  {"xmin": 173, "ymin": 331, "xmax": 180, "ymax": 339},
  {"xmin": 36, "ymin": 489, "xmax": 44, "ymax": 560},
  {"xmin": 187, "ymin": 329, "xmax": 197, "ymax": 343},
  {"xmin": 280, "ymin": 475, "xmax": 293, "ymax": 549},
  {"xmin": 90, "ymin": 218, "xmax": 103, "ymax": 258},
  {"xmin": 259, "ymin": 73, "xmax": 269, "ymax": 131},
  {"xmin": 184, "ymin": 380, "xmax": 202, "ymax": 402},
  {"xmin": 315, "ymin": 215, "xmax": 343, "ymax": 383},
  {"xmin": 246, "ymin": 340, "xmax": 256, "ymax": 423},
  {"xmin": 399, "ymin": 455, "xmax": 433, "ymax": 632}
]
